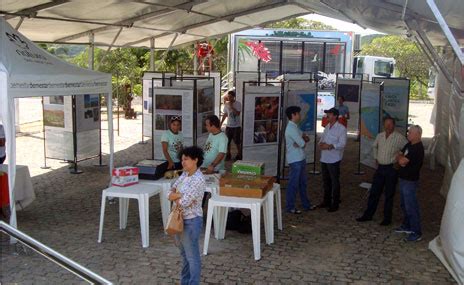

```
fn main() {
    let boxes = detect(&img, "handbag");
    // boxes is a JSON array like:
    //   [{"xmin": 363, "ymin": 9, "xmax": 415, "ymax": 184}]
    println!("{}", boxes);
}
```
[{"xmin": 165, "ymin": 183, "xmax": 184, "ymax": 236}]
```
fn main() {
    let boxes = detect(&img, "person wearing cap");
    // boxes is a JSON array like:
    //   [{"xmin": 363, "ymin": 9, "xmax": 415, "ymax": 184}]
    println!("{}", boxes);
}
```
[
  {"xmin": 161, "ymin": 116, "xmax": 183, "ymax": 170},
  {"xmin": 356, "ymin": 117, "xmax": 408, "ymax": 226},
  {"xmin": 318, "ymin": 107, "xmax": 347, "ymax": 212}
]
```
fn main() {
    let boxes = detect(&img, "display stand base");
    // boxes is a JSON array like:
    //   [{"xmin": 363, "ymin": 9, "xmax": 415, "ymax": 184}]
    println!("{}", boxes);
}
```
[
  {"xmin": 40, "ymin": 166, "xmax": 51, "ymax": 169},
  {"xmin": 69, "ymin": 169, "xmax": 83, "ymax": 174},
  {"xmin": 309, "ymin": 170, "xmax": 321, "ymax": 175},
  {"xmin": 93, "ymin": 164, "xmax": 107, "ymax": 167}
]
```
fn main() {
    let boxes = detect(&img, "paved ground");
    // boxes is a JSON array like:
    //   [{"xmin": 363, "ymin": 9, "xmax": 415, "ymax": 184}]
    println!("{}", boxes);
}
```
[{"xmin": 1, "ymin": 100, "xmax": 455, "ymax": 284}]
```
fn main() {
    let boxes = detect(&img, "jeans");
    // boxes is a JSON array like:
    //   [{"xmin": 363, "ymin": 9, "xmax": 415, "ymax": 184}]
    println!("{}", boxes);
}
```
[
  {"xmin": 399, "ymin": 179, "xmax": 422, "ymax": 235},
  {"xmin": 363, "ymin": 164, "xmax": 398, "ymax": 222},
  {"xmin": 175, "ymin": 216, "xmax": 202, "ymax": 285},
  {"xmin": 321, "ymin": 161, "xmax": 341, "ymax": 208},
  {"xmin": 286, "ymin": 159, "xmax": 311, "ymax": 211}
]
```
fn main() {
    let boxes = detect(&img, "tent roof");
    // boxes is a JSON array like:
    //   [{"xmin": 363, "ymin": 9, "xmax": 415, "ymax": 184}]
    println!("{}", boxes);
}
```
[
  {"xmin": 0, "ymin": 18, "xmax": 111, "ymax": 98},
  {"xmin": 1, "ymin": 0, "xmax": 463, "ymax": 49}
]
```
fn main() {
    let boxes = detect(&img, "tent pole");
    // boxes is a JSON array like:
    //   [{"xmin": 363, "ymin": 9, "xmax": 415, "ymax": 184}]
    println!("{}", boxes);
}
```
[
  {"xmin": 150, "ymin": 38, "xmax": 155, "ymax": 71},
  {"xmin": 88, "ymin": 32, "xmax": 94, "ymax": 70},
  {"xmin": 40, "ymin": 97, "xmax": 50, "ymax": 169},
  {"xmin": 70, "ymin": 96, "xmax": 82, "ymax": 174},
  {"xmin": 107, "ymin": 92, "xmax": 114, "ymax": 188},
  {"xmin": 117, "ymin": 73, "xmax": 120, "ymax": 137},
  {"xmin": 94, "ymin": 95, "xmax": 106, "ymax": 167}
]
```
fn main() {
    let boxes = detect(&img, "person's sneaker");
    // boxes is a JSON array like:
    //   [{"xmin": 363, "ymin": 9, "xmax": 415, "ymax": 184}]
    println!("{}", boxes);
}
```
[
  {"xmin": 287, "ymin": 209, "xmax": 302, "ymax": 214},
  {"xmin": 395, "ymin": 225, "xmax": 413, "ymax": 234},
  {"xmin": 404, "ymin": 233, "xmax": 422, "ymax": 242},
  {"xmin": 304, "ymin": 205, "xmax": 317, "ymax": 211},
  {"xmin": 356, "ymin": 216, "xmax": 372, "ymax": 222}
]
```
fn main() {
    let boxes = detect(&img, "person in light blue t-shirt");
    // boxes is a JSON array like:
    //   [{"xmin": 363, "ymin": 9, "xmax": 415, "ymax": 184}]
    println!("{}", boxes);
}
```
[
  {"xmin": 202, "ymin": 115, "xmax": 228, "ymax": 174},
  {"xmin": 161, "ymin": 116, "xmax": 183, "ymax": 170},
  {"xmin": 284, "ymin": 106, "xmax": 315, "ymax": 214}
]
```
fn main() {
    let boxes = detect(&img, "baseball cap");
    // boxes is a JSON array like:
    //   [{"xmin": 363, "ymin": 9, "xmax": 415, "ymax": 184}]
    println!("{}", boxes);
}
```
[{"xmin": 324, "ymin": 107, "xmax": 339, "ymax": 116}]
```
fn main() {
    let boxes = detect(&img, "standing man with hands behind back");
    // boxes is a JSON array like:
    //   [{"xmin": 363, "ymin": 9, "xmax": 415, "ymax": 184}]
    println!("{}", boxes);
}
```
[
  {"xmin": 395, "ymin": 125, "xmax": 425, "ymax": 242},
  {"xmin": 284, "ymin": 106, "xmax": 316, "ymax": 214}
]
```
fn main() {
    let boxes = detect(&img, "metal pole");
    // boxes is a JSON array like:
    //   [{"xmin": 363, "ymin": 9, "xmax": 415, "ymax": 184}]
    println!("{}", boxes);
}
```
[
  {"xmin": 354, "ymin": 77, "xmax": 365, "ymax": 175},
  {"xmin": 117, "ymin": 74, "xmax": 120, "ymax": 137},
  {"xmin": 88, "ymin": 32, "xmax": 94, "ymax": 70},
  {"xmin": 70, "ymin": 96, "xmax": 82, "ymax": 174},
  {"xmin": 40, "ymin": 97, "xmax": 50, "ymax": 169},
  {"xmin": 150, "ymin": 38, "xmax": 155, "ymax": 71},
  {"xmin": 151, "ymin": 79, "xmax": 155, "ymax": 159},
  {"xmin": 194, "ymin": 42, "xmax": 198, "ymax": 75},
  {"xmin": 309, "ymin": 80, "xmax": 320, "ymax": 175}
]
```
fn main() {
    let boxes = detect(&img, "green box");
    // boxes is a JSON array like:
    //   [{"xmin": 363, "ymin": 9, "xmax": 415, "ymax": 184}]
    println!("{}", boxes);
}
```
[{"xmin": 232, "ymin": 160, "xmax": 265, "ymax": 176}]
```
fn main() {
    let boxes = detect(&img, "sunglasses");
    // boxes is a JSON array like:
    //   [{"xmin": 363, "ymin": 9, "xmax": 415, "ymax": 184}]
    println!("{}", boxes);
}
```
[{"xmin": 170, "ymin": 116, "xmax": 181, "ymax": 122}]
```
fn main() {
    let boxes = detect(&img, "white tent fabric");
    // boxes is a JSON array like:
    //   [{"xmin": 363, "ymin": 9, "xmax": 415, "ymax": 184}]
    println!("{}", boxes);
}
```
[
  {"xmin": 0, "ymin": 18, "xmax": 114, "ymax": 229},
  {"xmin": 1, "ymin": 1, "xmax": 463, "ymax": 48},
  {"xmin": 429, "ymin": 159, "xmax": 464, "ymax": 284}
]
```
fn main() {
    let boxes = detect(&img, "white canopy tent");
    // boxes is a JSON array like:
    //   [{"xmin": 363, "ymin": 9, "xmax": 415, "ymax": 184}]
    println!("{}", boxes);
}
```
[
  {"xmin": 0, "ymin": 18, "xmax": 114, "ymax": 229},
  {"xmin": 1, "ymin": 0, "xmax": 463, "ymax": 282}
]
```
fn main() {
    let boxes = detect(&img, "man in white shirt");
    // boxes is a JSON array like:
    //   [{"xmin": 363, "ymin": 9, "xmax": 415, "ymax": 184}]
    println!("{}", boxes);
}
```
[
  {"xmin": 0, "ymin": 123, "xmax": 5, "ymax": 164},
  {"xmin": 220, "ymin": 90, "xmax": 242, "ymax": 161},
  {"xmin": 318, "ymin": 108, "xmax": 347, "ymax": 212}
]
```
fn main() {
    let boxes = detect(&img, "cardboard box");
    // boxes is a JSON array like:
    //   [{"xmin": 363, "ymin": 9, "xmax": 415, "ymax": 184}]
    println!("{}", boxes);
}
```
[
  {"xmin": 232, "ymin": 160, "xmax": 265, "ymax": 176},
  {"xmin": 219, "ymin": 173, "xmax": 275, "ymax": 198},
  {"xmin": 136, "ymin": 159, "xmax": 168, "ymax": 180},
  {"xmin": 112, "ymin": 166, "xmax": 139, "ymax": 187}
]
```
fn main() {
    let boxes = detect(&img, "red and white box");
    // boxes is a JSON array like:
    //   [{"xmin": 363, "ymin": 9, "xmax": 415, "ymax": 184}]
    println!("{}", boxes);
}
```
[{"xmin": 112, "ymin": 167, "xmax": 139, "ymax": 187}]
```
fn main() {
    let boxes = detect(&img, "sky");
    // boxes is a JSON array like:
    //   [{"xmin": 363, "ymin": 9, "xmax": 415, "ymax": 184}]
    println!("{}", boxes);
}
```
[{"xmin": 301, "ymin": 14, "xmax": 382, "ymax": 36}]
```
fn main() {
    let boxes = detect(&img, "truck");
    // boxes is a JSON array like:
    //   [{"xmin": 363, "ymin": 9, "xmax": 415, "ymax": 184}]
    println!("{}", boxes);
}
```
[{"xmin": 352, "ymin": 55, "xmax": 396, "ymax": 80}]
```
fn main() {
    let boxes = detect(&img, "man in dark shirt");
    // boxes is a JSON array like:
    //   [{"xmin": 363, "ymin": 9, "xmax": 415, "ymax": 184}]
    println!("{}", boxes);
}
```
[{"xmin": 395, "ymin": 125, "xmax": 425, "ymax": 242}]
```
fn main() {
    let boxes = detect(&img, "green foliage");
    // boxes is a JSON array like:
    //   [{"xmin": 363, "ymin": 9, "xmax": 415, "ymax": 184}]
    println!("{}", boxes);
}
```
[
  {"xmin": 265, "ymin": 18, "xmax": 335, "ymax": 30},
  {"xmin": 360, "ymin": 35, "xmax": 431, "ymax": 100}
]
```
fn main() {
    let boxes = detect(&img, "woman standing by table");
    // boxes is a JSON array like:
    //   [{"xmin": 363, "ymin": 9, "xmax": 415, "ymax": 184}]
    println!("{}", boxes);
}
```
[
  {"xmin": 161, "ymin": 116, "xmax": 183, "ymax": 170},
  {"xmin": 168, "ymin": 146, "xmax": 205, "ymax": 285}
]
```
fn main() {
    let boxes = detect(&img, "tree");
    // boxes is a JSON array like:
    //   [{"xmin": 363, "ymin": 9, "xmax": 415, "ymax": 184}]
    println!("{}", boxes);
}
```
[
  {"xmin": 360, "ymin": 35, "xmax": 431, "ymax": 99},
  {"xmin": 265, "ymin": 18, "xmax": 335, "ymax": 30}
]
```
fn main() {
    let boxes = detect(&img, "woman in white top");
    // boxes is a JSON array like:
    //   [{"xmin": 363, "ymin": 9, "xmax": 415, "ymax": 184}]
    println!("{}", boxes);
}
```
[{"xmin": 161, "ymin": 116, "xmax": 183, "ymax": 170}]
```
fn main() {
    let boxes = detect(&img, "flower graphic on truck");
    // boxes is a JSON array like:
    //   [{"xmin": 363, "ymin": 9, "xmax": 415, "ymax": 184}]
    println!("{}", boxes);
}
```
[{"xmin": 238, "ymin": 39, "xmax": 272, "ymax": 63}]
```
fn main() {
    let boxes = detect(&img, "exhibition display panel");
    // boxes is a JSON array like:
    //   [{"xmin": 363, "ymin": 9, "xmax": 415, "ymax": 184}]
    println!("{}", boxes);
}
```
[
  {"xmin": 241, "ymin": 84, "xmax": 282, "ymax": 176},
  {"xmin": 373, "ymin": 77, "xmax": 410, "ymax": 135},
  {"xmin": 43, "ymin": 94, "xmax": 102, "ymax": 167}
]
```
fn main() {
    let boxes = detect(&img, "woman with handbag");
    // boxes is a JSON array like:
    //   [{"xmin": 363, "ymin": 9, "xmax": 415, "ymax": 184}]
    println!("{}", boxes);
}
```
[{"xmin": 168, "ymin": 146, "xmax": 206, "ymax": 285}]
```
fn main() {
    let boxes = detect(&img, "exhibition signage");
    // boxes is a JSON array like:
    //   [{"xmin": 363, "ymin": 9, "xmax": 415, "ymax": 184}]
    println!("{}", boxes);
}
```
[
  {"xmin": 359, "ymin": 82, "xmax": 382, "ymax": 169},
  {"xmin": 242, "ymin": 85, "xmax": 281, "ymax": 176},
  {"xmin": 373, "ymin": 77, "xmax": 410, "ymax": 135},
  {"xmin": 335, "ymin": 78, "xmax": 362, "ymax": 133}
]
